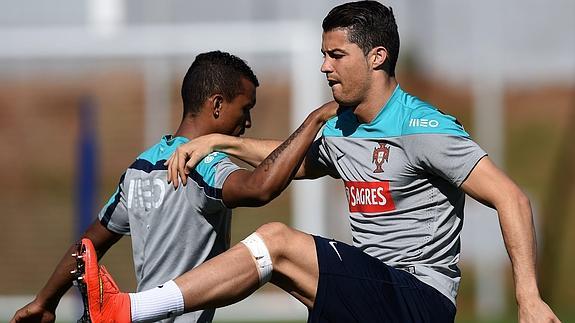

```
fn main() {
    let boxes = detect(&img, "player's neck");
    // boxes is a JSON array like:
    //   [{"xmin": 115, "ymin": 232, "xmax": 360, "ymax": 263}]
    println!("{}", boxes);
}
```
[
  {"xmin": 172, "ymin": 117, "xmax": 210, "ymax": 140},
  {"xmin": 353, "ymin": 77, "xmax": 397, "ymax": 124}
]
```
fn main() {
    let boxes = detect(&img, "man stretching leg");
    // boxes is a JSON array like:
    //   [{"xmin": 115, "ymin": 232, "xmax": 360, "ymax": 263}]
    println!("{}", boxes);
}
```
[{"xmin": 75, "ymin": 2, "xmax": 560, "ymax": 322}]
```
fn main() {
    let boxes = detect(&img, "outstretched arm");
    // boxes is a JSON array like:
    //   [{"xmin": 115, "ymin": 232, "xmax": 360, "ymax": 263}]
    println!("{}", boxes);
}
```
[
  {"xmin": 461, "ymin": 157, "xmax": 560, "ymax": 323},
  {"xmin": 166, "ymin": 101, "xmax": 338, "ymax": 188},
  {"xmin": 10, "ymin": 220, "xmax": 122, "ymax": 323},
  {"xmin": 166, "ymin": 135, "xmax": 281, "ymax": 188},
  {"xmin": 220, "ymin": 101, "xmax": 338, "ymax": 207}
]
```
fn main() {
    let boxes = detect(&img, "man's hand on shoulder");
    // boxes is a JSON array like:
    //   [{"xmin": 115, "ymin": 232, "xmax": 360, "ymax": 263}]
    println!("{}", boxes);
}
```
[
  {"xmin": 311, "ymin": 100, "xmax": 340, "ymax": 124},
  {"xmin": 10, "ymin": 299, "xmax": 56, "ymax": 323},
  {"xmin": 165, "ymin": 134, "xmax": 224, "ymax": 188}
]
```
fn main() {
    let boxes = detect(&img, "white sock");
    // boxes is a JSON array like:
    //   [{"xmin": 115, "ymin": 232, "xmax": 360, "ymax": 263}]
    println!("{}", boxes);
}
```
[{"xmin": 129, "ymin": 280, "xmax": 185, "ymax": 322}]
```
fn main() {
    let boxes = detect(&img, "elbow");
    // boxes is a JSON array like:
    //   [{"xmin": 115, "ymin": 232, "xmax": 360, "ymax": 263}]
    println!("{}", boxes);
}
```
[
  {"xmin": 515, "ymin": 188, "xmax": 531, "ymax": 213},
  {"xmin": 251, "ymin": 181, "xmax": 285, "ymax": 206},
  {"xmin": 498, "ymin": 186, "xmax": 532, "ymax": 217},
  {"xmin": 238, "ymin": 192, "xmax": 278, "ymax": 208},
  {"xmin": 232, "ymin": 183, "xmax": 281, "ymax": 208},
  {"xmin": 252, "ymin": 186, "xmax": 281, "ymax": 206},
  {"xmin": 506, "ymin": 182, "xmax": 531, "ymax": 209}
]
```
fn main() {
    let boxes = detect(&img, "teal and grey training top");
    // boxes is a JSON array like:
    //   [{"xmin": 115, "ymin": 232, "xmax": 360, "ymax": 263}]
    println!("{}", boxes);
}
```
[
  {"xmin": 310, "ymin": 85, "xmax": 487, "ymax": 305},
  {"xmin": 98, "ymin": 135, "xmax": 240, "ymax": 322}
]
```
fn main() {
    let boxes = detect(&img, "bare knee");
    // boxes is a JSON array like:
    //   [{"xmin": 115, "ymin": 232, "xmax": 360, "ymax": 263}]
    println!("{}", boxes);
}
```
[
  {"xmin": 254, "ymin": 222, "xmax": 295, "ymax": 260},
  {"xmin": 255, "ymin": 222, "xmax": 291, "ymax": 245},
  {"xmin": 253, "ymin": 222, "xmax": 318, "ymax": 306}
]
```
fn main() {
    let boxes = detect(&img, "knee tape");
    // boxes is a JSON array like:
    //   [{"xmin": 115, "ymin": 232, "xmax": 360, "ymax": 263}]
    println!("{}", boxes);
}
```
[{"xmin": 241, "ymin": 232, "xmax": 273, "ymax": 285}]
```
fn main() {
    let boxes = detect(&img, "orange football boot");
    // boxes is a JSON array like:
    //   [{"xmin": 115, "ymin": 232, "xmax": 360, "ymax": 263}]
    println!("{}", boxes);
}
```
[{"xmin": 73, "ymin": 238, "xmax": 131, "ymax": 323}]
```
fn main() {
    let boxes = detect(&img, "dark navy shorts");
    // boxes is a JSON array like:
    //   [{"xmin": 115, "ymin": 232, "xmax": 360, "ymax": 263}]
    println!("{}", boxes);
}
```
[{"xmin": 308, "ymin": 236, "xmax": 456, "ymax": 323}]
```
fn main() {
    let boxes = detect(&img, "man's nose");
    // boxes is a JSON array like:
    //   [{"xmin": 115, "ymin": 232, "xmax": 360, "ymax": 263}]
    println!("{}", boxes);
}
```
[{"xmin": 320, "ymin": 58, "xmax": 332, "ymax": 73}]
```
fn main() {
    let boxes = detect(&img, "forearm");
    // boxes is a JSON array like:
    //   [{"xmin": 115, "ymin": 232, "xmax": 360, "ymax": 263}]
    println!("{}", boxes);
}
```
[
  {"xmin": 256, "ymin": 111, "xmax": 325, "ymax": 189},
  {"xmin": 214, "ymin": 136, "xmax": 282, "ymax": 168},
  {"xmin": 216, "ymin": 137, "xmax": 318, "ymax": 179},
  {"xmin": 226, "ymin": 109, "xmax": 328, "ymax": 207},
  {"xmin": 462, "ymin": 158, "xmax": 560, "ymax": 322},
  {"xmin": 34, "ymin": 221, "xmax": 121, "ymax": 310},
  {"xmin": 34, "ymin": 244, "xmax": 80, "ymax": 311},
  {"xmin": 497, "ymin": 190, "xmax": 541, "ymax": 303}
]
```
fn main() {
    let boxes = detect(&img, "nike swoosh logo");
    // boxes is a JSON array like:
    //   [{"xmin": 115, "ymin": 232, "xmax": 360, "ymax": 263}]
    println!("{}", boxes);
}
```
[{"xmin": 329, "ymin": 241, "xmax": 343, "ymax": 261}]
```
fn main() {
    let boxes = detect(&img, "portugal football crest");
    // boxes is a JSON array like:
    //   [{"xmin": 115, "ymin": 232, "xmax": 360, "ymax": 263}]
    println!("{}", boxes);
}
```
[{"xmin": 372, "ymin": 142, "xmax": 390, "ymax": 173}]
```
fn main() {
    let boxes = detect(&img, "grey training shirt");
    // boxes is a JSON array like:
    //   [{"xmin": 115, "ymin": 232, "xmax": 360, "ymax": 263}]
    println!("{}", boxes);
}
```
[
  {"xmin": 99, "ymin": 135, "xmax": 240, "ymax": 322},
  {"xmin": 309, "ymin": 85, "xmax": 487, "ymax": 305}
]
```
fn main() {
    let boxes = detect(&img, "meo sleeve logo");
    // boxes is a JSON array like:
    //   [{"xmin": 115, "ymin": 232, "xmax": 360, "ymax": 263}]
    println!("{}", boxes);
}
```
[
  {"xmin": 372, "ymin": 142, "xmax": 390, "ymax": 173},
  {"xmin": 344, "ymin": 181, "xmax": 396, "ymax": 214}
]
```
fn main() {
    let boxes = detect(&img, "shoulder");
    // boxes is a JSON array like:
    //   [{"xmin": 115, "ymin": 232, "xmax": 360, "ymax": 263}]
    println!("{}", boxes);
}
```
[
  {"xmin": 322, "ymin": 87, "xmax": 469, "ymax": 139},
  {"xmin": 128, "ymin": 143, "xmax": 168, "ymax": 173},
  {"xmin": 196, "ymin": 152, "xmax": 230, "ymax": 169},
  {"xmin": 194, "ymin": 151, "xmax": 237, "ymax": 185},
  {"xmin": 398, "ymin": 91, "xmax": 469, "ymax": 137},
  {"xmin": 131, "ymin": 136, "xmax": 189, "ymax": 171}
]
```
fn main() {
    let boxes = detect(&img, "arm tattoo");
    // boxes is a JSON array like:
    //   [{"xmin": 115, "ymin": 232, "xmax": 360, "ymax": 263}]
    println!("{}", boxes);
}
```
[{"xmin": 262, "ymin": 122, "xmax": 307, "ymax": 172}]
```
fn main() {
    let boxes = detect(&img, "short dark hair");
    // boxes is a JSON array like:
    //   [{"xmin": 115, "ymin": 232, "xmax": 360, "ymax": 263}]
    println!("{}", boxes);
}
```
[
  {"xmin": 181, "ymin": 51, "xmax": 259, "ymax": 116},
  {"xmin": 322, "ymin": 1, "xmax": 400, "ymax": 76}
]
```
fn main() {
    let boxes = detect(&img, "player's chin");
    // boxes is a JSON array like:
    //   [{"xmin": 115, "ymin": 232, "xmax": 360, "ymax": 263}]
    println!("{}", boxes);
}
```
[
  {"xmin": 333, "ymin": 96, "xmax": 353, "ymax": 107},
  {"xmin": 331, "ymin": 90, "xmax": 346, "ymax": 104}
]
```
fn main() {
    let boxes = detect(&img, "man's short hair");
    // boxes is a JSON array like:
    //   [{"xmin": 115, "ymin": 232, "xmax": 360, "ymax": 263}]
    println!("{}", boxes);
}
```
[
  {"xmin": 322, "ymin": 1, "xmax": 400, "ymax": 76},
  {"xmin": 181, "ymin": 51, "xmax": 259, "ymax": 116}
]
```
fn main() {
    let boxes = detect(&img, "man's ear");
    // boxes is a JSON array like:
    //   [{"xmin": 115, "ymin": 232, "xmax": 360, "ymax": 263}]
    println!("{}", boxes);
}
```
[
  {"xmin": 370, "ymin": 46, "xmax": 388, "ymax": 70},
  {"xmin": 211, "ymin": 94, "xmax": 224, "ymax": 119}
]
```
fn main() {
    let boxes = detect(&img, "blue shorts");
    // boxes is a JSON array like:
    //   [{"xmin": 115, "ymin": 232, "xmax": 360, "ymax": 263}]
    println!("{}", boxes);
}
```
[{"xmin": 308, "ymin": 236, "xmax": 456, "ymax": 323}]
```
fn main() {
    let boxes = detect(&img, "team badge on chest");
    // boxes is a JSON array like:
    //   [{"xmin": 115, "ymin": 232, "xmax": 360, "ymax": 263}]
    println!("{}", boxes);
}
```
[{"xmin": 372, "ymin": 142, "xmax": 390, "ymax": 173}]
